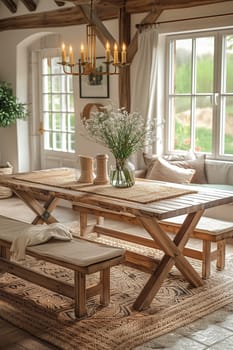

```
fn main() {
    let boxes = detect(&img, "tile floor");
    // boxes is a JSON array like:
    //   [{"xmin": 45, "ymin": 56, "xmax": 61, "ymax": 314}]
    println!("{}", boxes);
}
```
[
  {"xmin": 135, "ymin": 304, "xmax": 233, "ymax": 349},
  {"xmin": 0, "ymin": 197, "xmax": 233, "ymax": 350}
]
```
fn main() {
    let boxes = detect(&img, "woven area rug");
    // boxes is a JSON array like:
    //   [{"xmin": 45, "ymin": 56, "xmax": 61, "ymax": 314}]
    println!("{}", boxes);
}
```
[{"xmin": 0, "ymin": 248, "xmax": 233, "ymax": 350}]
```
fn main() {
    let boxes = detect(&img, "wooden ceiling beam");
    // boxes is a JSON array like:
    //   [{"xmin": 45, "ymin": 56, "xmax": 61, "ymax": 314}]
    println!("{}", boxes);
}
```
[
  {"xmin": 54, "ymin": 1, "xmax": 66, "ymax": 6},
  {"xmin": 71, "ymin": 0, "xmax": 124, "ymax": 6},
  {"xmin": 65, "ymin": 0, "xmax": 233, "ymax": 13},
  {"xmin": 119, "ymin": 5, "xmax": 131, "ymax": 111},
  {"xmin": 79, "ymin": 4, "xmax": 117, "ymax": 51},
  {"xmin": 1, "ymin": 0, "xmax": 17, "ymax": 13},
  {"xmin": 20, "ymin": 0, "xmax": 37, "ymax": 11},
  {"xmin": 0, "ymin": 6, "xmax": 117, "ymax": 31},
  {"xmin": 129, "ymin": 0, "xmax": 228, "ymax": 13},
  {"xmin": 155, "ymin": 0, "xmax": 232, "ymax": 9},
  {"xmin": 0, "ymin": 0, "xmax": 232, "ymax": 32}
]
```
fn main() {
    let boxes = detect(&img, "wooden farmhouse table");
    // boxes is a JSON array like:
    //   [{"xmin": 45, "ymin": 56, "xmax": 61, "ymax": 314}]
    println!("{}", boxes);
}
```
[{"xmin": 0, "ymin": 167, "xmax": 232, "ymax": 311}]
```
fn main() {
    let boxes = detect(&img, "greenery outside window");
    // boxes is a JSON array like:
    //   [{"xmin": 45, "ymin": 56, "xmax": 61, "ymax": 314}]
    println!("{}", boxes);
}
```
[{"xmin": 166, "ymin": 30, "xmax": 233, "ymax": 159}]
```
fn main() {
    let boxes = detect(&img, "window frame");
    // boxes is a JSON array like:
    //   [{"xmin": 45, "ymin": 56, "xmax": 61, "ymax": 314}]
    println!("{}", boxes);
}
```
[
  {"xmin": 165, "ymin": 28, "xmax": 233, "ymax": 161},
  {"xmin": 40, "ymin": 50, "xmax": 76, "ymax": 155}
]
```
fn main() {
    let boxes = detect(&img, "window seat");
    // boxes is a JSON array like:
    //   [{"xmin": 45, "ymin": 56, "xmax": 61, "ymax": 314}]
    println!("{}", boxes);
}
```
[{"xmin": 135, "ymin": 156, "xmax": 233, "ymax": 222}]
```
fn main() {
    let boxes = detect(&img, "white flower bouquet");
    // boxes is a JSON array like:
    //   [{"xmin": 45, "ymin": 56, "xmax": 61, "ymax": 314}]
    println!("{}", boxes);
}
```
[{"xmin": 83, "ymin": 106, "xmax": 159, "ymax": 187}]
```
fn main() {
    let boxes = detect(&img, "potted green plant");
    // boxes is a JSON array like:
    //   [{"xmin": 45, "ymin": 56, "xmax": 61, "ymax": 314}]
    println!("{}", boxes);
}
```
[
  {"xmin": 0, "ymin": 81, "xmax": 27, "ymax": 127},
  {"xmin": 0, "ymin": 81, "xmax": 27, "ymax": 198}
]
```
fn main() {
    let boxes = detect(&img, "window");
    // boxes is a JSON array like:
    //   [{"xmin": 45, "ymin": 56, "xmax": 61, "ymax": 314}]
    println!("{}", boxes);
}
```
[
  {"xmin": 166, "ymin": 31, "xmax": 233, "ymax": 159},
  {"xmin": 42, "ymin": 57, "xmax": 75, "ymax": 153},
  {"xmin": 221, "ymin": 34, "xmax": 233, "ymax": 156}
]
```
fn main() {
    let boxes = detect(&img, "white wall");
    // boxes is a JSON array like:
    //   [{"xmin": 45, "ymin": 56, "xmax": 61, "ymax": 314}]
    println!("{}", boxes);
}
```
[
  {"xmin": 1, "ymin": 1, "xmax": 233, "ymax": 171},
  {"xmin": 0, "ymin": 19, "xmax": 120, "ymax": 171},
  {"xmin": 0, "ymin": 29, "xmax": 26, "ymax": 170}
]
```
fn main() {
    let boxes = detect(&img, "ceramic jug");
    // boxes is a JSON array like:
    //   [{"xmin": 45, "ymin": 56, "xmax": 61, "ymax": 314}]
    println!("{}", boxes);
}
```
[{"xmin": 77, "ymin": 155, "xmax": 95, "ymax": 183}]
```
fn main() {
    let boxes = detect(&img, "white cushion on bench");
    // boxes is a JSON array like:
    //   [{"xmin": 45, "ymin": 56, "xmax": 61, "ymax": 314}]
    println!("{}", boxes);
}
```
[
  {"xmin": 10, "ymin": 222, "xmax": 73, "ymax": 261},
  {"xmin": 0, "ymin": 216, "xmax": 124, "ymax": 267}
]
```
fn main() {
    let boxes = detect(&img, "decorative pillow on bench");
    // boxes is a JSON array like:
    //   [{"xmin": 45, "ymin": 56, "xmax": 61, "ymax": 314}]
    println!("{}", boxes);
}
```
[
  {"xmin": 143, "ymin": 151, "xmax": 207, "ymax": 184},
  {"xmin": 145, "ymin": 157, "xmax": 196, "ymax": 184}
]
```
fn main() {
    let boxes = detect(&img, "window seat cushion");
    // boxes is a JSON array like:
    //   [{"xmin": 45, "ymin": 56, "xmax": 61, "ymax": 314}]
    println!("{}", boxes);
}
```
[
  {"xmin": 145, "ymin": 157, "xmax": 196, "ymax": 184},
  {"xmin": 143, "ymin": 151, "xmax": 207, "ymax": 184}
]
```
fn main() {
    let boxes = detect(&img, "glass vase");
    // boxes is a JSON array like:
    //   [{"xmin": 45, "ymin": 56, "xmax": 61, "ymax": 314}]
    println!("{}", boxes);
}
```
[{"xmin": 110, "ymin": 158, "xmax": 135, "ymax": 188}]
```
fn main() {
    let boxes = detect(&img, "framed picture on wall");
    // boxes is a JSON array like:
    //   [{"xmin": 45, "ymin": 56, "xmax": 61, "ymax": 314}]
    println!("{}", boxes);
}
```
[{"xmin": 79, "ymin": 57, "xmax": 110, "ymax": 98}]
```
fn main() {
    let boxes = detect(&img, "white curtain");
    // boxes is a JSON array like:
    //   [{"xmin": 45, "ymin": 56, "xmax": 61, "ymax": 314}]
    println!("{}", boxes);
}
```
[{"xmin": 131, "ymin": 27, "xmax": 159, "ymax": 169}]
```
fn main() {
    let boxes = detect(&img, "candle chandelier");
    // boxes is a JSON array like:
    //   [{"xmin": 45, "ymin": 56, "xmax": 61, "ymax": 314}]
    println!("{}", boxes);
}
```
[{"xmin": 60, "ymin": 1, "xmax": 129, "ymax": 76}]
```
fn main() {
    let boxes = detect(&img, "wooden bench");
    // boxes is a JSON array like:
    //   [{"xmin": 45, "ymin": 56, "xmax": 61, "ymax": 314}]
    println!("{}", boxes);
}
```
[
  {"xmin": 0, "ymin": 216, "xmax": 125, "ymax": 318},
  {"xmin": 73, "ymin": 203, "xmax": 233, "ymax": 279},
  {"xmin": 159, "ymin": 216, "xmax": 233, "ymax": 279}
]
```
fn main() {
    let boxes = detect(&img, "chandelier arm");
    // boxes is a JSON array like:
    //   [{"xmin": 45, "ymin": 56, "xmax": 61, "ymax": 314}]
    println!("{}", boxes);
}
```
[{"xmin": 59, "ymin": 62, "xmax": 121, "ymax": 75}]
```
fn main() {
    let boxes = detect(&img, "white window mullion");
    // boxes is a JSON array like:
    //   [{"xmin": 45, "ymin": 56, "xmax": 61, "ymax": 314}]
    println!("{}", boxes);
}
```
[
  {"xmin": 213, "ymin": 33, "xmax": 221, "ymax": 158},
  {"xmin": 167, "ymin": 39, "xmax": 175, "ymax": 152},
  {"xmin": 191, "ymin": 38, "xmax": 196, "ymax": 151},
  {"xmin": 220, "ymin": 95, "xmax": 226, "ymax": 155},
  {"xmin": 170, "ymin": 39, "xmax": 175, "ymax": 152}
]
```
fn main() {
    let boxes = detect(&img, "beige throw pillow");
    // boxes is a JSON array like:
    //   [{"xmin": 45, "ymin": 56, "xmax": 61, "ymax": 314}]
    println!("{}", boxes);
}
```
[
  {"xmin": 171, "ymin": 155, "xmax": 207, "ymax": 184},
  {"xmin": 143, "ymin": 151, "xmax": 207, "ymax": 184},
  {"xmin": 143, "ymin": 151, "xmax": 194, "ymax": 168},
  {"xmin": 146, "ymin": 157, "xmax": 196, "ymax": 184}
]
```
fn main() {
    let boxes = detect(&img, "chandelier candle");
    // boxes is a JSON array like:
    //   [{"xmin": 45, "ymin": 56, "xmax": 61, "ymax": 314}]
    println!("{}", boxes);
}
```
[
  {"xmin": 114, "ymin": 43, "xmax": 118, "ymax": 64},
  {"xmin": 80, "ymin": 44, "xmax": 85, "ymax": 63},
  {"xmin": 121, "ymin": 44, "xmax": 126, "ymax": 64},
  {"xmin": 69, "ymin": 46, "xmax": 74, "ymax": 66},
  {"xmin": 105, "ymin": 41, "xmax": 111, "ymax": 62},
  {"xmin": 61, "ymin": 43, "xmax": 66, "ymax": 64}
]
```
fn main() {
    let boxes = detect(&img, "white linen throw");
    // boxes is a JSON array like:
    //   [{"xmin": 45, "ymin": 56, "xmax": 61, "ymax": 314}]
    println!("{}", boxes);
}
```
[{"xmin": 10, "ymin": 223, "xmax": 73, "ymax": 261}]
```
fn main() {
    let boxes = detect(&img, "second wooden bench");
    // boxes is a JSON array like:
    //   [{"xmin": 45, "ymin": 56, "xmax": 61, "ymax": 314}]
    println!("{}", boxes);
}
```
[
  {"xmin": 159, "ymin": 216, "xmax": 233, "ymax": 279},
  {"xmin": 73, "ymin": 202, "xmax": 233, "ymax": 279}
]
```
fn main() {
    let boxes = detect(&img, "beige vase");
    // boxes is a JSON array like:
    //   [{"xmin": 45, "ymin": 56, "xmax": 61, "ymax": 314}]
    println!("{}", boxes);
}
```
[
  {"xmin": 77, "ymin": 155, "xmax": 95, "ymax": 183},
  {"xmin": 93, "ymin": 154, "xmax": 109, "ymax": 185}
]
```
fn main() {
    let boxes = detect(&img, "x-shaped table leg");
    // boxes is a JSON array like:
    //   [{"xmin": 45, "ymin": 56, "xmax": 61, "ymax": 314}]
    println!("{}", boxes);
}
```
[
  {"xmin": 133, "ymin": 210, "xmax": 205, "ymax": 311},
  {"xmin": 13, "ymin": 189, "xmax": 60, "ymax": 225}
]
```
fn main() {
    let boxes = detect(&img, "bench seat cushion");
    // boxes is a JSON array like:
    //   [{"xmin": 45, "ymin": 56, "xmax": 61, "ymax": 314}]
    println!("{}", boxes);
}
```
[
  {"xmin": 0, "ymin": 216, "xmax": 124, "ymax": 267},
  {"xmin": 0, "ymin": 216, "xmax": 29, "ymax": 242},
  {"xmin": 28, "ymin": 239, "xmax": 124, "ymax": 267},
  {"xmin": 162, "ymin": 216, "xmax": 233, "ymax": 235},
  {"xmin": 200, "ymin": 184, "xmax": 233, "ymax": 192}
]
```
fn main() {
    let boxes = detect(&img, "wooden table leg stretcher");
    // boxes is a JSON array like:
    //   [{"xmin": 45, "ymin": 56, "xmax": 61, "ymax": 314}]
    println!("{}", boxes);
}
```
[{"xmin": 13, "ymin": 189, "xmax": 60, "ymax": 224}]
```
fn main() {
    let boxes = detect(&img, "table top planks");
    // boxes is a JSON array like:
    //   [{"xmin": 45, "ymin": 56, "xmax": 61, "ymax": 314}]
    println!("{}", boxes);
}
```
[{"xmin": 0, "ymin": 168, "xmax": 232, "ymax": 220}]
